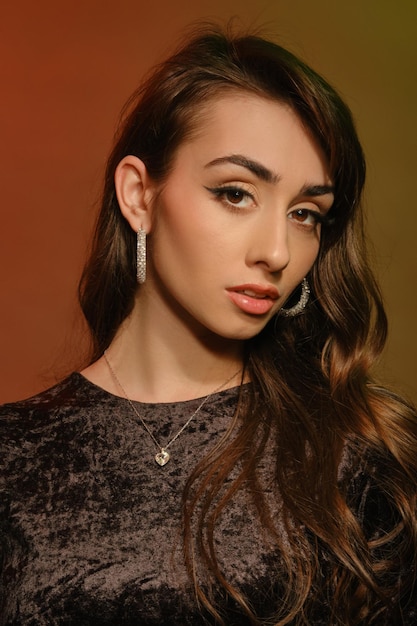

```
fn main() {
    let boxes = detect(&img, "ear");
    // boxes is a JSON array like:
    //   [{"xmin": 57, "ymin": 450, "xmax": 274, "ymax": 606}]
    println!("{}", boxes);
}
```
[{"xmin": 114, "ymin": 155, "xmax": 156, "ymax": 234}]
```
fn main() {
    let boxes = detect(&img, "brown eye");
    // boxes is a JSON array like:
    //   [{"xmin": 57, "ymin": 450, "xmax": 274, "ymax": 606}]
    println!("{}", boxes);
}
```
[
  {"xmin": 226, "ymin": 189, "xmax": 246, "ymax": 204},
  {"xmin": 288, "ymin": 208, "xmax": 323, "ymax": 228},
  {"xmin": 292, "ymin": 209, "xmax": 309, "ymax": 222},
  {"xmin": 288, "ymin": 208, "xmax": 325, "ymax": 231},
  {"xmin": 206, "ymin": 185, "xmax": 255, "ymax": 211}
]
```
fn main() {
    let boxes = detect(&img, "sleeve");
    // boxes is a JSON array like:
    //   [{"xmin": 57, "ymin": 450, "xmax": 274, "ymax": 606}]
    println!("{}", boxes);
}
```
[{"xmin": 0, "ymin": 407, "xmax": 30, "ymax": 622}]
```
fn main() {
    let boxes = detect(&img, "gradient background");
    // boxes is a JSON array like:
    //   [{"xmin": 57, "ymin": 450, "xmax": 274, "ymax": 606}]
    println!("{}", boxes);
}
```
[{"xmin": 1, "ymin": 0, "xmax": 416, "ymax": 404}]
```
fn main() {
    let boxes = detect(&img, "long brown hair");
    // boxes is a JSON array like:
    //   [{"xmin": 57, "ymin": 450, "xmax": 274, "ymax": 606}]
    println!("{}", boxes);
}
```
[{"xmin": 79, "ymin": 25, "xmax": 417, "ymax": 624}]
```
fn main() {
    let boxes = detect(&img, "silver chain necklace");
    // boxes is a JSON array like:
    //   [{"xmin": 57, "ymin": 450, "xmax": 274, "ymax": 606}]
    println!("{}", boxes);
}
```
[{"xmin": 103, "ymin": 350, "xmax": 240, "ymax": 467}]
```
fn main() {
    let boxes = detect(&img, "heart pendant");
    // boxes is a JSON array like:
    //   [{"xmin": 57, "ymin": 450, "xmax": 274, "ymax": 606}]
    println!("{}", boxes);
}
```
[{"xmin": 155, "ymin": 449, "xmax": 170, "ymax": 466}]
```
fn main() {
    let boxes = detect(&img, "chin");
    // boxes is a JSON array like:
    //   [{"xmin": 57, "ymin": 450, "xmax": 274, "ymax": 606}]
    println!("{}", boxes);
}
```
[{"xmin": 213, "ymin": 322, "xmax": 270, "ymax": 342}]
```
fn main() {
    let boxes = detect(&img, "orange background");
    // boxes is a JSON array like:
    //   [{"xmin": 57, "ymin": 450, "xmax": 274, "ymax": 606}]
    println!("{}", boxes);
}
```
[{"xmin": 1, "ymin": 1, "xmax": 416, "ymax": 404}]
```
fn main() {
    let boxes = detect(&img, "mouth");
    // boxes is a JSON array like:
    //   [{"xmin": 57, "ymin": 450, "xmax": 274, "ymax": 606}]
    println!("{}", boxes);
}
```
[
  {"xmin": 226, "ymin": 284, "xmax": 279, "ymax": 315},
  {"xmin": 235, "ymin": 289, "xmax": 271, "ymax": 299},
  {"xmin": 228, "ymin": 284, "xmax": 279, "ymax": 299}
]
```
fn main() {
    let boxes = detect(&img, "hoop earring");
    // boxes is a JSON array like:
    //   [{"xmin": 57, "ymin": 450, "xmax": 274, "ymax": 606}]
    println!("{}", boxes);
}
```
[
  {"xmin": 278, "ymin": 278, "xmax": 310, "ymax": 317},
  {"xmin": 136, "ymin": 228, "xmax": 146, "ymax": 284}
]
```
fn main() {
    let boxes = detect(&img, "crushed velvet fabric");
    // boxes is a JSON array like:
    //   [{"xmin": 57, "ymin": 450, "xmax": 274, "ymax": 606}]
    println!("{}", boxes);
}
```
[{"xmin": 0, "ymin": 373, "xmax": 415, "ymax": 625}]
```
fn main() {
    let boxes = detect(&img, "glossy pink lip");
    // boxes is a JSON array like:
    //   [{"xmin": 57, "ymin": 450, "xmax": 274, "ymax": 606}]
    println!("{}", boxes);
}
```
[{"xmin": 226, "ymin": 284, "xmax": 279, "ymax": 315}]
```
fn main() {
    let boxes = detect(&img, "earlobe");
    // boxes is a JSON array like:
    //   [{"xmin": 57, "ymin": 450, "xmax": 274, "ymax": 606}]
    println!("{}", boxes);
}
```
[{"xmin": 114, "ymin": 155, "xmax": 155, "ymax": 233}]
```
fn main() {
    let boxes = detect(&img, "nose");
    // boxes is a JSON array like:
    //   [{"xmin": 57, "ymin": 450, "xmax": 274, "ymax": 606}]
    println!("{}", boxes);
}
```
[{"xmin": 246, "ymin": 211, "xmax": 290, "ymax": 273}]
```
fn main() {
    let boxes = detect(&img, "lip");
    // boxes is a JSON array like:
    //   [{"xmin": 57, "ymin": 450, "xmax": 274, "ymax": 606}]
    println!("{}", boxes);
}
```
[{"xmin": 226, "ymin": 284, "xmax": 279, "ymax": 315}]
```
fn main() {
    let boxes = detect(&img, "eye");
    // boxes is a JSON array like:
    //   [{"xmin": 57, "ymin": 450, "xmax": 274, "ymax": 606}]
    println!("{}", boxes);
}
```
[
  {"xmin": 288, "ymin": 208, "xmax": 325, "ymax": 229},
  {"xmin": 205, "ymin": 185, "xmax": 255, "ymax": 210},
  {"xmin": 224, "ymin": 188, "xmax": 247, "ymax": 204}
]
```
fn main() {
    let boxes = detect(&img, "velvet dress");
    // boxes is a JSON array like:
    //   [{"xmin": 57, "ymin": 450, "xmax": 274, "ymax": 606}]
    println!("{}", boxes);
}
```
[{"xmin": 0, "ymin": 373, "xmax": 415, "ymax": 625}]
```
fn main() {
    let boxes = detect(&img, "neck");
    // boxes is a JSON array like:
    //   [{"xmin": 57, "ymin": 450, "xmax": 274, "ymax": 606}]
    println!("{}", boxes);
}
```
[{"xmin": 82, "ymin": 292, "xmax": 245, "ymax": 403}]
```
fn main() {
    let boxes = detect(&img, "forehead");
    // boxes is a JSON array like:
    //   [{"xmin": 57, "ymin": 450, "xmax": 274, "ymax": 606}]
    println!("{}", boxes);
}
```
[{"xmin": 173, "ymin": 92, "xmax": 331, "ymax": 183}]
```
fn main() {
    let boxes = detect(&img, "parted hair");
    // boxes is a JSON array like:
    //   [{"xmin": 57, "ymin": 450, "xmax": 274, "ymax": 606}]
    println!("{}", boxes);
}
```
[{"xmin": 79, "ymin": 25, "xmax": 417, "ymax": 624}]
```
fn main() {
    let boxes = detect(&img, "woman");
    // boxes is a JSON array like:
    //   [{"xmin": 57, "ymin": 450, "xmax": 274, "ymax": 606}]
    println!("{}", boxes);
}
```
[{"xmin": 1, "ymin": 26, "xmax": 416, "ymax": 625}]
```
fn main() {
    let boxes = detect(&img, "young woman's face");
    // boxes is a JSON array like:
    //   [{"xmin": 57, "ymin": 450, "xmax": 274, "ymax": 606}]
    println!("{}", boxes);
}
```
[{"xmin": 145, "ymin": 93, "xmax": 334, "ymax": 341}]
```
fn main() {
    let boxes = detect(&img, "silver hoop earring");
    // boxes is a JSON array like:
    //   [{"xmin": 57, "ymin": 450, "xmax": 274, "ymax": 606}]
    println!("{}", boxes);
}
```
[
  {"xmin": 136, "ymin": 228, "xmax": 146, "ymax": 284},
  {"xmin": 278, "ymin": 278, "xmax": 310, "ymax": 317}
]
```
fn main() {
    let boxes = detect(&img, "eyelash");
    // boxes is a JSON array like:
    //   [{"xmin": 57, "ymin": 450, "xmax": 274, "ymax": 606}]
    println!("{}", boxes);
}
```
[
  {"xmin": 206, "ymin": 185, "xmax": 254, "ymax": 211},
  {"xmin": 288, "ymin": 208, "xmax": 328, "ymax": 229},
  {"xmin": 206, "ymin": 184, "xmax": 330, "ymax": 229}
]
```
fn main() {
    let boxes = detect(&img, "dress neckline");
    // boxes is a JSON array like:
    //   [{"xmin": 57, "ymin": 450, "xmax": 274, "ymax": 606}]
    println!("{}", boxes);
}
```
[{"xmin": 72, "ymin": 371, "xmax": 248, "ymax": 408}]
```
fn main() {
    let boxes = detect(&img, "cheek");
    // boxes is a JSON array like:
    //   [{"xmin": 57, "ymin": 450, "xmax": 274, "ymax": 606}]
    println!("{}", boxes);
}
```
[
  {"xmin": 149, "ymin": 200, "xmax": 209, "ymax": 275},
  {"xmin": 307, "ymin": 247, "xmax": 321, "ymax": 275},
  {"xmin": 154, "ymin": 189, "xmax": 228, "ymax": 260},
  {"xmin": 293, "ymin": 230, "xmax": 321, "ymax": 269}
]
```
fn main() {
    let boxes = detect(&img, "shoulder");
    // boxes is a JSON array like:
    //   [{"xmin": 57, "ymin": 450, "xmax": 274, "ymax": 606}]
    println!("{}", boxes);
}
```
[
  {"xmin": 0, "ymin": 373, "xmax": 112, "ymax": 473},
  {"xmin": 0, "ymin": 373, "xmax": 96, "ymax": 428}
]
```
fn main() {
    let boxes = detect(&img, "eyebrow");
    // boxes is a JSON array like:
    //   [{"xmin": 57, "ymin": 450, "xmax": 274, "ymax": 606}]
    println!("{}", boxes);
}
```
[
  {"xmin": 205, "ymin": 154, "xmax": 280, "ymax": 184},
  {"xmin": 299, "ymin": 184, "xmax": 335, "ymax": 197},
  {"xmin": 205, "ymin": 154, "xmax": 335, "ymax": 197}
]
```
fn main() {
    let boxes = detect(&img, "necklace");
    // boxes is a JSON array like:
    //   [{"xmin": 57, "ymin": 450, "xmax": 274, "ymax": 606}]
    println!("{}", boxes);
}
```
[{"xmin": 103, "ymin": 351, "xmax": 240, "ymax": 467}]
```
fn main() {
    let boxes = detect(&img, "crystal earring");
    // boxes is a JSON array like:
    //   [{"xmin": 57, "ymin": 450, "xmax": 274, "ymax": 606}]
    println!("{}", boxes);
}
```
[
  {"xmin": 278, "ymin": 278, "xmax": 310, "ymax": 317},
  {"xmin": 136, "ymin": 228, "xmax": 146, "ymax": 284}
]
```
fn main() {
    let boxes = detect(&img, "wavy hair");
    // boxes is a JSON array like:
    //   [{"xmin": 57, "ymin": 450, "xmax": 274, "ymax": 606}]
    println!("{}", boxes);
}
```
[{"xmin": 79, "ymin": 25, "xmax": 417, "ymax": 624}]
